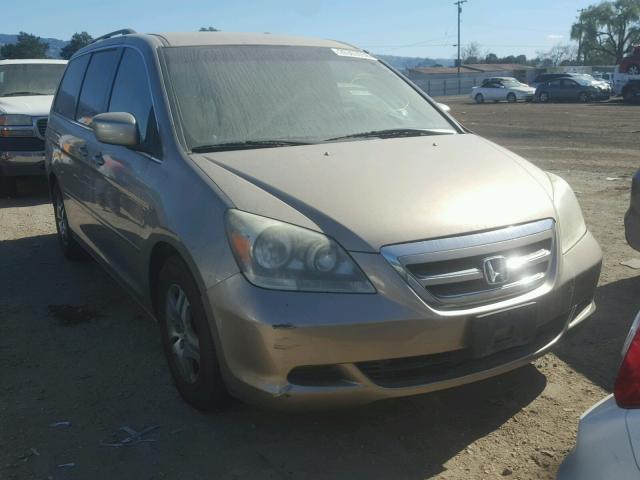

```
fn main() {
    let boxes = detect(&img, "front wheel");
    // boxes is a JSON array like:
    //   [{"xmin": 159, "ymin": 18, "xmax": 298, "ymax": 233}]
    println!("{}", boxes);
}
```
[
  {"xmin": 52, "ymin": 183, "xmax": 88, "ymax": 261},
  {"xmin": 507, "ymin": 93, "xmax": 517, "ymax": 103},
  {"xmin": 628, "ymin": 64, "xmax": 640, "ymax": 75},
  {"xmin": 538, "ymin": 91, "xmax": 550, "ymax": 103},
  {"xmin": 474, "ymin": 93, "xmax": 484, "ymax": 104},
  {"xmin": 578, "ymin": 92, "xmax": 590, "ymax": 103},
  {"xmin": 157, "ymin": 256, "xmax": 230, "ymax": 410}
]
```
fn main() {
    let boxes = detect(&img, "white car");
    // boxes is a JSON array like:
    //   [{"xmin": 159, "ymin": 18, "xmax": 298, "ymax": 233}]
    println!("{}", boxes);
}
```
[
  {"xmin": 470, "ymin": 77, "xmax": 535, "ymax": 104},
  {"xmin": 0, "ymin": 59, "xmax": 67, "ymax": 195},
  {"xmin": 557, "ymin": 311, "xmax": 640, "ymax": 479}
]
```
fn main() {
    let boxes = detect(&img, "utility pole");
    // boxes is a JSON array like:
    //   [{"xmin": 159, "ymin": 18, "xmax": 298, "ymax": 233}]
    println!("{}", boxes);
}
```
[{"xmin": 454, "ymin": 0, "xmax": 468, "ymax": 94}]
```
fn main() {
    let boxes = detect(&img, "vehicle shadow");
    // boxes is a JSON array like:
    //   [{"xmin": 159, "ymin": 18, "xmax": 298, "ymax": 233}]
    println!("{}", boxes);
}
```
[
  {"xmin": 0, "ymin": 233, "xmax": 548, "ymax": 480},
  {"xmin": 0, "ymin": 176, "xmax": 50, "ymax": 208},
  {"xmin": 555, "ymin": 275, "xmax": 640, "ymax": 391}
]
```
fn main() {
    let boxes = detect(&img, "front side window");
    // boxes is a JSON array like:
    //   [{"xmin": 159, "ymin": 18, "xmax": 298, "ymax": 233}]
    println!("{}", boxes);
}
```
[
  {"xmin": 76, "ymin": 49, "xmax": 121, "ymax": 125},
  {"xmin": 0, "ymin": 63, "xmax": 66, "ymax": 98},
  {"xmin": 53, "ymin": 56, "xmax": 90, "ymax": 118},
  {"xmin": 162, "ymin": 45, "xmax": 457, "ymax": 151},
  {"xmin": 109, "ymin": 49, "xmax": 160, "ymax": 156}
]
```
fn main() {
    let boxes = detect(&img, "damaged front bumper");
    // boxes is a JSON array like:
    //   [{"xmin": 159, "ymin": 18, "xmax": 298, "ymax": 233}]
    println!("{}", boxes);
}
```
[{"xmin": 205, "ymin": 231, "xmax": 602, "ymax": 410}]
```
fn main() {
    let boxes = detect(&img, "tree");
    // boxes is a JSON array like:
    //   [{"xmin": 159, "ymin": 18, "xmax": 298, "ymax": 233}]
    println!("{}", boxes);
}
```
[
  {"xmin": 461, "ymin": 42, "xmax": 482, "ymax": 64},
  {"xmin": 60, "ymin": 32, "xmax": 93, "ymax": 59},
  {"xmin": 0, "ymin": 32, "xmax": 49, "ymax": 59},
  {"xmin": 484, "ymin": 52, "xmax": 500, "ymax": 63},
  {"xmin": 199, "ymin": 26, "xmax": 220, "ymax": 32},
  {"xmin": 536, "ymin": 44, "xmax": 578, "ymax": 66},
  {"xmin": 571, "ymin": 0, "xmax": 640, "ymax": 64}
]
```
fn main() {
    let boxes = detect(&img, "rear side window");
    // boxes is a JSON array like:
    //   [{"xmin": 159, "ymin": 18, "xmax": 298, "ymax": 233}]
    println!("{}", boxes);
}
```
[
  {"xmin": 76, "ymin": 49, "xmax": 121, "ymax": 125},
  {"xmin": 109, "ymin": 49, "xmax": 160, "ymax": 156},
  {"xmin": 53, "ymin": 55, "xmax": 90, "ymax": 119}
]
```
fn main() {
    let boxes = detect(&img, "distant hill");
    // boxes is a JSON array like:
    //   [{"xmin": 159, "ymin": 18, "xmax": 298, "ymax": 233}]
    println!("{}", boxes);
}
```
[
  {"xmin": 0, "ymin": 34, "xmax": 452, "ymax": 67},
  {"xmin": 0, "ymin": 34, "xmax": 67, "ymax": 58},
  {"xmin": 374, "ymin": 54, "xmax": 454, "ymax": 71}
]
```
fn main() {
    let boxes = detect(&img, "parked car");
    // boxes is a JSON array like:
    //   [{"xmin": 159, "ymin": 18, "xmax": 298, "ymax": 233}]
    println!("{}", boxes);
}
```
[
  {"xmin": 0, "ymin": 59, "xmax": 67, "ymax": 196},
  {"xmin": 625, "ymin": 169, "xmax": 640, "ymax": 250},
  {"xmin": 573, "ymin": 73, "xmax": 613, "ymax": 94},
  {"xmin": 470, "ymin": 77, "xmax": 535, "ymax": 103},
  {"xmin": 529, "ymin": 73, "xmax": 573, "ymax": 89},
  {"xmin": 557, "ymin": 310, "xmax": 640, "ymax": 479},
  {"xmin": 535, "ymin": 77, "xmax": 610, "ymax": 103},
  {"xmin": 621, "ymin": 79, "xmax": 640, "ymax": 103},
  {"xmin": 619, "ymin": 45, "xmax": 640, "ymax": 75},
  {"xmin": 46, "ymin": 29, "xmax": 602, "ymax": 410}
]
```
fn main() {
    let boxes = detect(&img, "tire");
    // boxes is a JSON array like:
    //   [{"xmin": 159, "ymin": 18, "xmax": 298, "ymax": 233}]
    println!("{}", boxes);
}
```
[
  {"xmin": 157, "ymin": 256, "xmax": 229, "ymax": 410},
  {"xmin": 475, "ymin": 93, "xmax": 484, "ymax": 104},
  {"xmin": 0, "ymin": 174, "xmax": 17, "ymax": 198},
  {"xmin": 52, "ymin": 183, "xmax": 88, "ymax": 261},
  {"xmin": 506, "ymin": 93, "xmax": 517, "ymax": 103},
  {"xmin": 578, "ymin": 92, "xmax": 589, "ymax": 103},
  {"xmin": 538, "ymin": 92, "xmax": 550, "ymax": 103},
  {"xmin": 628, "ymin": 64, "xmax": 640, "ymax": 75}
]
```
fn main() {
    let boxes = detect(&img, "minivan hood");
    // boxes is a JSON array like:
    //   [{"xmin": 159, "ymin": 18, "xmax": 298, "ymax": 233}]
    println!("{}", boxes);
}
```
[
  {"xmin": 194, "ymin": 134, "xmax": 555, "ymax": 252},
  {"xmin": 0, "ymin": 95, "xmax": 54, "ymax": 116}
]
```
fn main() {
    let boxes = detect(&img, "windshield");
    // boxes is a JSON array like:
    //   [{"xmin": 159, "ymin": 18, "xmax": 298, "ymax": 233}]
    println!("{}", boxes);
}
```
[
  {"xmin": 502, "ymin": 80, "xmax": 525, "ymax": 88},
  {"xmin": 0, "ymin": 63, "xmax": 66, "ymax": 97},
  {"xmin": 162, "ymin": 45, "xmax": 457, "ymax": 150}
]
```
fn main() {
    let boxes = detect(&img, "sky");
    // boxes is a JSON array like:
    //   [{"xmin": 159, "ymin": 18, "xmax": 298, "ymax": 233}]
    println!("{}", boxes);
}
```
[{"xmin": 5, "ymin": 0, "xmax": 594, "ymax": 59}]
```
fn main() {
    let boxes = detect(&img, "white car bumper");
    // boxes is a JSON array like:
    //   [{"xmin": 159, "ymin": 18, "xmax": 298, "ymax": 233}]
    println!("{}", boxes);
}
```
[{"xmin": 557, "ymin": 395, "xmax": 640, "ymax": 479}]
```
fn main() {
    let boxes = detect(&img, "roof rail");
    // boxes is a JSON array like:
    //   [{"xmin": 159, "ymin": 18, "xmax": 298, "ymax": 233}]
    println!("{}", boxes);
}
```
[{"xmin": 91, "ymin": 29, "xmax": 137, "ymax": 44}]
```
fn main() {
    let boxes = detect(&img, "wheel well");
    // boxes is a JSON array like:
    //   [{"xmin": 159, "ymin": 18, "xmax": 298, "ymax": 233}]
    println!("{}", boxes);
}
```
[
  {"xmin": 148, "ymin": 242, "xmax": 182, "ymax": 314},
  {"xmin": 48, "ymin": 173, "xmax": 58, "ymax": 192}
]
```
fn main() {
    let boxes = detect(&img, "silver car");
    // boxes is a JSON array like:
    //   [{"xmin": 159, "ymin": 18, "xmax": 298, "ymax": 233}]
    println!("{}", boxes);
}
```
[
  {"xmin": 558, "ymin": 311, "xmax": 640, "ymax": 479},
  {"xmin": 46, "ymin": 29, "xmax": 602, "ymax": 410}
]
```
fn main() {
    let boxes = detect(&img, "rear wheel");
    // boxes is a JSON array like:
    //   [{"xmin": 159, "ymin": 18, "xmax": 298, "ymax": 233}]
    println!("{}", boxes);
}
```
[
  {"xmin": 628, "ymin": 64, "xmax": 640, "ymax": 75},
  {"xmin": 0, "ymin": 174, "xmax": 17, "ymax": 198},
  {"xmin": 507, "ymin": 93, "xmax": 517, "ymax": 103},
  {"xmin": 474, "ymin": 93, "xmax": 484, "ymax": 104},
  {"xmin": 538, "ymin": 91, "xmax": 550, "ymax": 103},
  {"xmin": 157, "ymin": 256, "xmax": 229, "ymax": 410},
  {"xmin": 52, "ymin": 183, "xmax": 88, "ymax": 261}
]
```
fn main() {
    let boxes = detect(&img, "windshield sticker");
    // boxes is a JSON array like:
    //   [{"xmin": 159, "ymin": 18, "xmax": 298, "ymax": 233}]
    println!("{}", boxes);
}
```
[{"xmin": 331, "ymin": 48, "xmax": 376, "ymax": 61}]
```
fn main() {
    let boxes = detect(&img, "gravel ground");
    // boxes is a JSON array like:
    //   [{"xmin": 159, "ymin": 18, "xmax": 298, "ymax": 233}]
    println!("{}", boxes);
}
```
[{"xmin": 1, "ymin": 97, "xmax": 639, "ymax": 480}]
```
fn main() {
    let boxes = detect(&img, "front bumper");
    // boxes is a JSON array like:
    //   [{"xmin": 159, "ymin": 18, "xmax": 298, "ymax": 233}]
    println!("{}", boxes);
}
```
[
  {"xmin": 557, "ymin": 395, "xmax": 640, "ymax": 480},
  {"xmin": 207, "ymin": 231, "xmax": 602, "ymax": 409},
  {"xmin": 0, "ymin": 150, "xmax": 46, "ymax": 177}
]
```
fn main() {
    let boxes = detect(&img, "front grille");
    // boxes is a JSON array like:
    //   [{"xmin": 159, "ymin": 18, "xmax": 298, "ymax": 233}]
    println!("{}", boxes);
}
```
[
  {"xmin": 36, "ymin": 118, "xmax": 47, "ymax": 139},
  {"xmin": 0, "ymin": 136, "xmax": 45, "ymax": 152},
  {"xmin": 381, "ymin": 219, "xmax": 556, "ymax": 309},
  {"xmin": 357, "ymin": 309, "xmax": 568, "ymax": 388}
]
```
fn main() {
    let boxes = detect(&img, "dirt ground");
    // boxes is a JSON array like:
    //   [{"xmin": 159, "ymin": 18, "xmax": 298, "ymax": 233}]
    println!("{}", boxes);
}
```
[{"xmin": 1, "ymin": 97, "xmax": 639, "ymax": 480}]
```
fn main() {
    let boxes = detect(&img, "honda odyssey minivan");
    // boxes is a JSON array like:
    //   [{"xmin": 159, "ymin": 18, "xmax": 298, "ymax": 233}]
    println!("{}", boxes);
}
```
[{"xmin": 45, "ymin": 29, "xmax": 602, "ymax": 410}]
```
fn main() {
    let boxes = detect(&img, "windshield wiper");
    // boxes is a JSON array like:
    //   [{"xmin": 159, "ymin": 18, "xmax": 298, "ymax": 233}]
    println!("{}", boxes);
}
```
[
  {"xmin": 1, "ymin": 91, "xmax": 49, "ymax": 97},
  {"xmin": 191, "ymin": 140, "xmax": 312, "ymax": 153},
  {"xmin": 326, "ymin": 128, "xmax": 455, "ymax": 142}
]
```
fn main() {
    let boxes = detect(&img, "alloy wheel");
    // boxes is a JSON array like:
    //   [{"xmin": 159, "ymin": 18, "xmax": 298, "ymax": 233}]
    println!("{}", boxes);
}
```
[
  {"xmin": 165, "ymin": 284, "xmax": 201, "ymax": 384},
  {"xmin": 55, "ymin": 191, "xmax": 69, "ymax": 245}
]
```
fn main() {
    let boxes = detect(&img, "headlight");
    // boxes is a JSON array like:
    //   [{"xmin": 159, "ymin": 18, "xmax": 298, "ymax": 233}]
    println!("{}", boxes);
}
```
[
  {"xmin": 548, "ymin": 173, "xmax": 587, "ymax": 253},
  {"xmin": 225, "ymin": 209, "xmax": 375, "ymax": 293},
  {"xmin": 0, "ymin": 114, "xmax": 32, "ymax": 126}
]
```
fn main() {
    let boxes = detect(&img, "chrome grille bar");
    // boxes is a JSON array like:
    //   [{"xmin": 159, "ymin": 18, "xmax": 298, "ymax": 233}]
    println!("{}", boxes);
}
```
[{"xmin": 381, "ymin": 219, "xmax": 556, "ymax": 309}]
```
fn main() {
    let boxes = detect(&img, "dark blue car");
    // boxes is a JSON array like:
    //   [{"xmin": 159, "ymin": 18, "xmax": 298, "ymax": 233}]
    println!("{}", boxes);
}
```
[{"xmin": 535, "ymin": 77, "xmax": 609, "ymax": 103}]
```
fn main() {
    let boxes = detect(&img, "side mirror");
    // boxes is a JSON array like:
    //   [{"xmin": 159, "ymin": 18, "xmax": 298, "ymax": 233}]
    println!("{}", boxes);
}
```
[
  {"xmin": 92, "ymin": 112, "xmax": 139, "ymax": 146},
  {"xmin": 437, "ymin": 103, "xmax": 451, "ymax": 113}
]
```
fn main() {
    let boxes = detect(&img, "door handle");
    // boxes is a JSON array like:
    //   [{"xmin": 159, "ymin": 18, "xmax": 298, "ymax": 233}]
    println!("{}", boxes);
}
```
[
  {"xmin": 93, "ymin": 153, "xmax": 105, "ymax": 166},
  {"xmin": 78, "ymin": 145, "xmax": 88, "ymax": 157}
]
